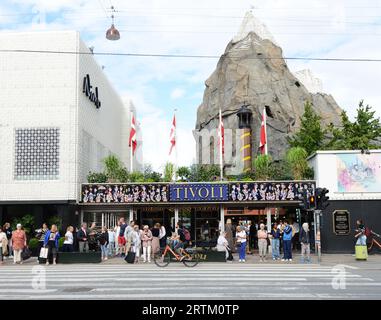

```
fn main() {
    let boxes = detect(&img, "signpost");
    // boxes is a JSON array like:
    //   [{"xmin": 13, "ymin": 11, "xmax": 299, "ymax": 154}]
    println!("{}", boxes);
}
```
[
  {"xmin": 314, "ymin": 209, "xmax": 322, "ymax": 263},
  {"xmin": 332, "ymin": 210, "xmax": 350, "ymax": 235}
]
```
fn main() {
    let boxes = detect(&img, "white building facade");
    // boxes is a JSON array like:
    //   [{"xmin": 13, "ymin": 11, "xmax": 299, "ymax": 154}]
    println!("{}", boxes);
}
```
[{"xmin": 0, "ymin": 31, "xmax": 141, "ymax": 225}]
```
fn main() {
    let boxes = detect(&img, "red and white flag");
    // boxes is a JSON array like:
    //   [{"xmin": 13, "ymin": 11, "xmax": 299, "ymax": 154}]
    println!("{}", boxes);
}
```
[
  {"xmin": 129, "ymin": 114, "xmax": 137, "ymax": 155},
  {"xmin": 169, "ymin": 114, "xmax": 176, "ymax": 155},
  {"xmin": 259, "ymin": 107, "xmax": 267, "ymax": 155}
]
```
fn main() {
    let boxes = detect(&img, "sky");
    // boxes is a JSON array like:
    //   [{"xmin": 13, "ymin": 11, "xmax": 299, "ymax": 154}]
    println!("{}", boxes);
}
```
[{"xmin": 0, "ymin": 0, "xmax": 381, "ymax": 171}]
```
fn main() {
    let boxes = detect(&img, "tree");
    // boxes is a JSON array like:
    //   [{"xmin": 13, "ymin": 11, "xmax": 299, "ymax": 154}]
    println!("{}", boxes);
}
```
[
  {"xmin": 286, "ymin": 147, "xmax": 309, "ymax": 180},
  {"xmin": 129, "ymin": 171, "xmax": 145, "ymax": 182},
  {"xmin": 143, "ymin": 164, "xmax": 162, "ymax": 182},
  {"xmin": 177, "ymin": 166, "xmax": 191, "ymax": 181},
  {"xmin": 102, "ymin": 155, "xmax": 129, "ymax": 182},
  {"xmin": 87, "ymin": 171, "xmax": 108, "ymax": 183},
  {"xmin": 188, "ymin": 164, "xmax": 220, "ymax": 182},
  {"xmin": 253, "ymin": 154, "xmax": 272, "ymax": 180},
  {"xmin": 103, "ymin": 155, "xmax": 123, "ymax": 182},
  {"xmin": 287, "ymin": 101, "xmax": 326, "ymax": 155},
  {"xmin": 12, "ymin": 214, "xmax": 35, "ymax": 237},
  {"xmin": 163, "ymin": 162, "xmax": 175, "ymax": 182},
  {"xmin": 326, "ymin": 100, "xmax": 381, "ymax": 150}
]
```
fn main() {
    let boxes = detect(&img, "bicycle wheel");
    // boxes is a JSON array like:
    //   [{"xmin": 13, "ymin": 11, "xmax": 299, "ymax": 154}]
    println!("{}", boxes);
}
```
[
  {"xmin": 182, "ymin": 248, "xmax": 199, "ymax": 267},
  {"xmin": 154, "ymin": 250, "xmax": 171, "ymax": 267}
]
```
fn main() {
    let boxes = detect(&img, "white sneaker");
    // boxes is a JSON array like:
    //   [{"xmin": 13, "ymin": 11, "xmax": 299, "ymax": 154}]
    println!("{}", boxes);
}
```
[
  {"xmin": 242, "ymin": 259, "xmax": 246, "ymax": 262},
  {"xmin": 239, "ymin": 259, "xmax": 242, "ymax": 262},
  {"xmin": 289, "ymin": 259, "xmax": 292, "ymax": 262},
  {"xmin": 281, "ymin": 259, "xmax": 285, "ymax": 261},
  {"xmin": 104, "ymin": 257, "xmax": 108, "ymax": 261}
]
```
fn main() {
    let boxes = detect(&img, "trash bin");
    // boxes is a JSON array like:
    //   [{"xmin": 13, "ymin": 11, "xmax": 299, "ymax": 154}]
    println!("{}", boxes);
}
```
[{"xmin": 355, "ymin": 245, "xmax": 368, "ymax": 260}]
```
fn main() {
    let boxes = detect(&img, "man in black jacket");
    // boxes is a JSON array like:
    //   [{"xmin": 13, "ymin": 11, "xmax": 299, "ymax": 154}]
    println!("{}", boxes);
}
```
[{"xmin": 77, "ymin": 223, "xmax": 89, "ymax": 253}]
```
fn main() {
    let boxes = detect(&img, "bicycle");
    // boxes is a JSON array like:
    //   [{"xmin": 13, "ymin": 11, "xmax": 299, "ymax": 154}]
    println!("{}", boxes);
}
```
[
  {"xmin": 367, "ymin": 231, "xmax": 381, "ymax": 254},
  {"xmin": 154, "ymin": 241, "xmax": 199, "ymax": 267}
]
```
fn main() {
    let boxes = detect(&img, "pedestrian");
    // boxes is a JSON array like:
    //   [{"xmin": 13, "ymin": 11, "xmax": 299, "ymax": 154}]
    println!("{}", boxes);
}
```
[
  {"xmin": 108, "ymin": 228, "xmax": 116, "ymax": 257},
  {"xmin": 11, "ymin": 224, "xmax": 27, "ymax": 264},
  {"xmin": 141, "ymin": 225, "xmax": 153, "ymax": 263},
  {"xmin": 225, "ymin": 219, "xmax": 235, "ymax": 253},
  {"xmin": 217, "ymin": 231, "xmax": 232, "ymax": 261},
  {"xmin": 77, "ymin": 222, "xmax": 89, "ymax": 253},
  {"xmin": 257, "ymin": 223, "xmax": 268, "ymax": 262},
  {"xmin": 3, "ymin": 223, "xmax": 13, "ymax": 258},
  {"xmin": 44, "ymin": 224, "xmax": 60, "ymax": 265},
  {"xmin": 124, "ymin": 220, "xmax": 135, "ymax": 254},
  {"xmin": 88, "ymin": 222, "xmax": 98, "ymax": 251},
  {"xmin": 271, "ymin": 223, "xmax": 281, "ymax": 260},
  {"xmin": 0, "ymin": 227, "xmax": 8, "ymax": 264},
  {"xmin": 282, "ymin": 220, "xmax": 293, "ymax": 262},
  {"xmin": 299, "ymin": 222, "xmax": 311, "ymax": 263},
  {"xmin": 131, "ymin": 224, "xmax": 142, "ymax": 263},
  {"xmin": 355, "ymin": 219, "xmax": 367, "ymax": 245},
  {"xmin": 114, "ymin": 222, "xmax": 121, "ymax": 256},
  {"xmin": 62, "ymin": 226, "xmax": 74, "ymax": 252},
  {"xmin": 98, "ymin": 226, "xmax": 109, "ymax": 261},
  {"xmin": 35, "ymin": 223, "xmax": 48, "ymax": 256},
  {"xmin": 236, "ymin": 225, "xmax": 247, "ymax": 263},
  {"xmin": 118, "ymin": 218, "xmax": 127, "ymax": 257},
  {"xmin": 292, "ymin": 220, "xmax": 300, "ymax": 251},
  {"xmin": 159, "ymin": 224, "xmax": 167, "ymax": 248},
  {"xmin": 151, "ymin": 223, "xmax": 161, "ymax": 255}
]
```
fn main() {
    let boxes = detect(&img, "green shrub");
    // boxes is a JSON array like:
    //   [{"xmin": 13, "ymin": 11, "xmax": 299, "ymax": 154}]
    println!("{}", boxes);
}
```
[
  {"xmin": 28, "ymin": 238, "xmax": 40, "ymax": 249},
  {"xmin": 58, "ymin": 237, "xmax": 65, "ymax": 249}
]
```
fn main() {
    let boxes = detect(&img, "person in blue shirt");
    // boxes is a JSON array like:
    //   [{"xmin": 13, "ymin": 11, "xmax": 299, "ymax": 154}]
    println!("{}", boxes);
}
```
[
  {"xmin": 282, "ymin": 220, "xmax": 293, "ymax": 262},
  {"xmin": 271, "ymin": 223, "xmax": 281, "ymax": 260},
  {"xmin": 44, "ymin": 224, "xmax": 61, "ymax": 265}
]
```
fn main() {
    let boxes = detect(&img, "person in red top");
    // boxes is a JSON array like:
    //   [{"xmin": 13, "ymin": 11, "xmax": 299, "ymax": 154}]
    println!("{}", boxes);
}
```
[{"xmin": 11, "ymin": 224, "xmax": 27, "ymax": 264}]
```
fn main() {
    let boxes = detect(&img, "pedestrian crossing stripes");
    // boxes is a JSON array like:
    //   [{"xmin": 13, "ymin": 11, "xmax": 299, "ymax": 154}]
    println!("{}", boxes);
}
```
[{"xmin": 0, "ymin": 263, "xmax": 378, "ymax": 300}]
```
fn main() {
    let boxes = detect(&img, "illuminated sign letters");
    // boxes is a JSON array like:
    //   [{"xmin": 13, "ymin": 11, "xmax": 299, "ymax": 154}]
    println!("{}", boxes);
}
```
[
  {"xmin": 83, "ymin": 74, "xmax": 101, "ymax": 109},
  {"xmin": 169, "ymin": 183, "xmax": 229, "ymax": 202}
]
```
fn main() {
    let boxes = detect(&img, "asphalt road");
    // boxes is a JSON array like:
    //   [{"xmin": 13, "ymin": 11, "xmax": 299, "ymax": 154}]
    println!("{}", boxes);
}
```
[{"xmin": 1, "ymin": 261, "xmax": 380, "ymax": 300}]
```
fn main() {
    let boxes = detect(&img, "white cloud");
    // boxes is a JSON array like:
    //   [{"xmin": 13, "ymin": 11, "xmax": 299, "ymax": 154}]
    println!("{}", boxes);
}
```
[{"xmin": 170, "ymin": 88, "xmax": 185, "ymax": 100}]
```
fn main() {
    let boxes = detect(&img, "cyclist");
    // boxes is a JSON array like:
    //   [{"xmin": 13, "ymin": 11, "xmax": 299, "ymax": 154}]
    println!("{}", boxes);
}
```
[{"xmin": 172, "ymin": 222, "xmax": 190, "ymax": 261}]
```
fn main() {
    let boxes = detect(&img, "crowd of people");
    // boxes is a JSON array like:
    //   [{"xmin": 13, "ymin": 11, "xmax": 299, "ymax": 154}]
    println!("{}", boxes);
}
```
[{"xmin": 216, "ymin": 218, "xmax": 313, "ymax": 263}]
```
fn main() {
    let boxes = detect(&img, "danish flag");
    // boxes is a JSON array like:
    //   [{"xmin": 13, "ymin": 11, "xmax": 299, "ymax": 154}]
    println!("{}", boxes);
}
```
[
  {"xmin": 259, "ymin": 107, "xmax": 267, "ymax": 155},
  {"xmin": 169, "ymin": 114, "xmax": 176, "ymax": 155},
  {"xmin": 129, "ymin": 114, "xmax": 137, "ymax": 155}
]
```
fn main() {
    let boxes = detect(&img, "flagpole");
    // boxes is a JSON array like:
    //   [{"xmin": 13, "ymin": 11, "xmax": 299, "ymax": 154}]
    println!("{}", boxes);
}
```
[
  {"xmin": 130, "ymin": 110, "xmax": 133, "ymax": 172},
  {"xmin": 219, "ymin": 109, "xmax": 223, "ymax": 181}
]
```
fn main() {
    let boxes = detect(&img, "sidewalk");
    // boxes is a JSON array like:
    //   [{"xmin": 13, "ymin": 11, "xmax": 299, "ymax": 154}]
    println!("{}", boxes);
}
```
[{"xmin": 2, "ymin": 253, "xmax": 381, "ymax": 268}]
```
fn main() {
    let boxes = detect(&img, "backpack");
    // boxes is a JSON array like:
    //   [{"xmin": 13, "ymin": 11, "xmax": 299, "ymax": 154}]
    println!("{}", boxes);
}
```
[
  {"xmin": 364, "ymin": 227, "xmax": 372, "ymax": 238},
  {"xmin": 183, "ymin": 228, "xmax": 191, "ymax": 241}
]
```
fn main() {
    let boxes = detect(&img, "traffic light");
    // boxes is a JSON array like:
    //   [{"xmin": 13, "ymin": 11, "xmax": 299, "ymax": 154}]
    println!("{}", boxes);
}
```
[
  {"xmin": 316, "ymin": 187, "xmax": 330, "ymax": 210},
  {"xmin": 308, "ymin": 195, "xmax": 316, "ymax": 209}
]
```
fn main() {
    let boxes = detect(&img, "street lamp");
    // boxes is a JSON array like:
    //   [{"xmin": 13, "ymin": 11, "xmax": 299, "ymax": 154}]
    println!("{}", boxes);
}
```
[{"xmin": 106, "ymin": 7, "xmax": 120, "ymax": 41}]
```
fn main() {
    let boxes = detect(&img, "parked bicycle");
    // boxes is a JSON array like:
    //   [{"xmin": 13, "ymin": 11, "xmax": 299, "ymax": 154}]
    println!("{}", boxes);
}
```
[
  {"xmin": 154, "ymin": 240, "xmax": 199, "ymax": 267},
  {"xmin": 367, "ymin": 230, "xmax": 381, "ymax": 254}
]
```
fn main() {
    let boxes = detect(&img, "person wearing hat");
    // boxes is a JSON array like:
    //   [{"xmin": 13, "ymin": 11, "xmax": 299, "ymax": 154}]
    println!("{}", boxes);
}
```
[
  {"xmin": 140, "ymin": 225, "xmax": 153, "ymax": 263},
  {"xmin": 11, "ymin": 224, "xmax": 27, "ymax": 264}
]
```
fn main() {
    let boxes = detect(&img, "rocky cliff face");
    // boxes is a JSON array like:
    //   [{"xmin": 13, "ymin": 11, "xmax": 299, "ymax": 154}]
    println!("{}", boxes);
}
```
[{"xmin": 195, "ymin": 29, "xmax": 343, "ymax": 166}]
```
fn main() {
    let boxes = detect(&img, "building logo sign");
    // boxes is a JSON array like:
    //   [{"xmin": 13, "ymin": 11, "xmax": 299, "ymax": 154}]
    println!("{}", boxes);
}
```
[
  {"xmin": 83, "ymin": 74, "xmax": 101, "ymax": 109},
  {"xmin": 169, "ymin": 183, "xmax": 229, "ymax": 202}
]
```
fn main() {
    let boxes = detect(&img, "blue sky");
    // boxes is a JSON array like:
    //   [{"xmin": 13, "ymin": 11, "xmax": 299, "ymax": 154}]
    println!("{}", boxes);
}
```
[{"xmin": 1, "ymin": 0, "xmax": 381, "ymax": 170}]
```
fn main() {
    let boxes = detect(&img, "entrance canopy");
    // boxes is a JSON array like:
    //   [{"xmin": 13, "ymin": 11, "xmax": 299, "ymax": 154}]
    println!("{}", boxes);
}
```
[{"xmin": 79, "ymin": 181, "xmax": 315, "ymax": 206}]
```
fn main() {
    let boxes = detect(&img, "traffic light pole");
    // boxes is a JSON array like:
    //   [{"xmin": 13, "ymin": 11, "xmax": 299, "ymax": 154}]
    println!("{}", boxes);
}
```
[{"xmin": 314, "ymin": 209, "xmax": 322, "ymax": 263}]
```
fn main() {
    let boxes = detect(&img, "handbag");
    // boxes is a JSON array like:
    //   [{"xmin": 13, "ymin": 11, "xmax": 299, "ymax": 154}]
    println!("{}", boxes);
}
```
[
  {"xmin": 125, "ymin": 250, "xmax": 136, "ymax": 264},
  {"xmin": 22, "ymin": 247, "xmax": 32, "ymax": 260},
  {"xmin": 39, "ymin": 247, "xmax": 49, "ymax": 259}
]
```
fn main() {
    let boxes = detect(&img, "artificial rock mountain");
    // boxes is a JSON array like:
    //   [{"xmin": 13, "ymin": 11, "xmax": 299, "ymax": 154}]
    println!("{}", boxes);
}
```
[{"xmin": 195, "ymin": 15, "xmax": 343, "ymax": 173}]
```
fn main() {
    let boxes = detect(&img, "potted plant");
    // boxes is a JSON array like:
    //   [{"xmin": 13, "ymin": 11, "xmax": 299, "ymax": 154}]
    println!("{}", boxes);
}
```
[{"xmin": 28, "ymin": 238, "xmax": 40, "ymax": 257}]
